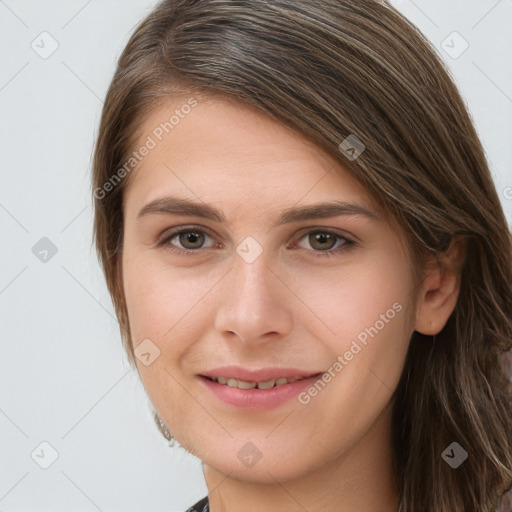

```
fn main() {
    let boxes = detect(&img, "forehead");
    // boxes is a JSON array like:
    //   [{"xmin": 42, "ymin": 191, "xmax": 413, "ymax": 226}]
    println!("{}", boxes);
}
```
[{"xmin": 124, "ymin": 95, "xmax": 382, "ymax": 218}]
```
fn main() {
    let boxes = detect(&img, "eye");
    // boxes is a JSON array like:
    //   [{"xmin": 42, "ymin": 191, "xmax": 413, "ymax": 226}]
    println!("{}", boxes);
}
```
[
  {"xmin": 158, "ymin": 226, "xmax": 217, "ymax": 253},
  {"xmin": 292, "ymin": 229, "xmax": 356, "ymax": 258},
  {"xmin": 158, "ymin": 226, "xmax": 357, "ymax": 258}
]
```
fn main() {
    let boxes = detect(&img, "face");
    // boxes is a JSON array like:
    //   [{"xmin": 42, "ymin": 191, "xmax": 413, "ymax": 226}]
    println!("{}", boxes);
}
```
[{"xmin": 121, "ymin": 95, "xmax": 418, "ymax": 483}]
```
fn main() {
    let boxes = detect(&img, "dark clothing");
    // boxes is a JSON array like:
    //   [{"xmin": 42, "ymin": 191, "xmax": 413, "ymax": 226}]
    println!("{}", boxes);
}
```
[{"xmin": 186, "ymin": 495, "xmax": 209, "ymax": 512}]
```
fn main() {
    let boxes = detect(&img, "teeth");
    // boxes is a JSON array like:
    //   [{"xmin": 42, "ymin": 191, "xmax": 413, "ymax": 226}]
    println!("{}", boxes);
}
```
[
  {"xmin": 211, "ymin": 376, "xmax": 302, "ymax": 389},
  {"xmin": 256, "ymin": 379, "xmax": 275, "ymax": 390}
]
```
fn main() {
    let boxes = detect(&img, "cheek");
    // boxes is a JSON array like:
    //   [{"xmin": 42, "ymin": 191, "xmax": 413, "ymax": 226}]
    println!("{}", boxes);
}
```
[
  {"xmin": 123, "ymin": 254, "xmax": 194, "ymax": 337},
  {"xmin": 291, "ymin": 255, "xmax": 411, "ymax": 345},
  {"xmin": 123, "ymin": 256, "xmax": 206, "ymax": 413}
]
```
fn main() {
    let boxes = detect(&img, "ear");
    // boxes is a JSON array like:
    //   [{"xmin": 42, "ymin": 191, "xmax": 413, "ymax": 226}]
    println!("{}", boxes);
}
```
[{"xmin": 414, "ymin": 236, "xmax": 467, "ymax": 336}]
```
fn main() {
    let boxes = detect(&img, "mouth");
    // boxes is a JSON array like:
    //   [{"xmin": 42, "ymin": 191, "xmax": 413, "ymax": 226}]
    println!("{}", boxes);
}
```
[
  {"xmin": 196, "ymin": 365, "xmax": 326, "ymax": 410},
  {"xmin": 198, "ymin": 372, "xmax": 325, "ymax": 410},
  {"xmin": 201, "ymin": 373, "xmax": 324, "ymax": 390}
]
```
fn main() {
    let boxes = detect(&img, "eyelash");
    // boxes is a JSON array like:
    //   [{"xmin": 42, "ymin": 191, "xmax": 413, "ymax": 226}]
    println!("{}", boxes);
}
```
[{"xmin": 157, "ymin": 225, "xmax": 357, "ymax": 259}]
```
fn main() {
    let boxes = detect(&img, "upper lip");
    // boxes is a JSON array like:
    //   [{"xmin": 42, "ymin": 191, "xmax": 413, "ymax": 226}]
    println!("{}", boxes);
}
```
[{"xmin": 199, "ymin": 366, "xmax": 323, "ymax": 382}]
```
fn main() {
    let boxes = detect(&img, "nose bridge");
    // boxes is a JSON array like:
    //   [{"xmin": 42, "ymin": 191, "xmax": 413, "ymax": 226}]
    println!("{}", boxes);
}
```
[
  {"xmin": 230, "ymin": 242, "xmax": 279, "ymax": 309},
  {"xmin": 229, "ymin": 234, "xmax": 277, "ymax": 297},
  {"xmin": 234, "ymin": 246, "xmax": 273, "ymax": 298},
  {"xmin": 214, "ymin": 240, "xmax": 293, "ymax": 341}
]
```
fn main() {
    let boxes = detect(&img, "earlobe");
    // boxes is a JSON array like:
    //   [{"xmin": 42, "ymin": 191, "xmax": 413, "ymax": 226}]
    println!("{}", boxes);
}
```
[{"xmin": 414, "ymin": 236, "xmax": 467, "ymax": 336}]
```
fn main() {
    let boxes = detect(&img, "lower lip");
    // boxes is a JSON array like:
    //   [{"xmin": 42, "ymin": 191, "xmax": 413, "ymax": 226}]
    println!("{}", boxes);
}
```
[{"xmin": 198, "ymin": 374, "xmax": 323, "ymax": 411}]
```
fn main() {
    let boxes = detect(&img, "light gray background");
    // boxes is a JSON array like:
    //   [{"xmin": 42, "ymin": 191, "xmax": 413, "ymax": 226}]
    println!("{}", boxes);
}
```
[{"xmin": 1, "ymin": 1, "xmax": 511, "ymax": 511}]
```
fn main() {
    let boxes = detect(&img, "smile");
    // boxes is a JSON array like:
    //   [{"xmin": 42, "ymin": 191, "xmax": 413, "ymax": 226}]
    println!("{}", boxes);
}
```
[
  {"xmin": 206, "ymin": 375, "xmax": 307, "ymax": 390},
  {"xmin": 199, "ymin": 373, "xmax": 324, "ymax": 410}
]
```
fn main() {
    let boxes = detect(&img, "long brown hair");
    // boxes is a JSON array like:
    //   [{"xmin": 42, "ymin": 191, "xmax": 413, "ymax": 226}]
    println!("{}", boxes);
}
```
[{"xmin": 91, "ymin": 1, "xmax": 512, "ymax": 510}]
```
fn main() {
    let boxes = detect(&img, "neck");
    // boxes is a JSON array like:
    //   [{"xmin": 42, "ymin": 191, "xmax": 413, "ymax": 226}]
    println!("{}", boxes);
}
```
[{"xmin": 202, "ymin": 402, "xmax": 399, "ymax": 512}]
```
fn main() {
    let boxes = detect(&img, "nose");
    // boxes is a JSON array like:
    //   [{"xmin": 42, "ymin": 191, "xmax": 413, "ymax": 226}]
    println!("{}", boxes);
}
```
[{"xmin": 213, "ymin": 247, "xmax": 294, "ymax": 344}]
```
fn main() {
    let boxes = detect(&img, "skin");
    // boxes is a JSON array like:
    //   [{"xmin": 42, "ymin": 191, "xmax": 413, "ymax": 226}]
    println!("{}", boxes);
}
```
[{"xmin": 121, "ymin": 95, "xmax": 466, "ymax": 512}]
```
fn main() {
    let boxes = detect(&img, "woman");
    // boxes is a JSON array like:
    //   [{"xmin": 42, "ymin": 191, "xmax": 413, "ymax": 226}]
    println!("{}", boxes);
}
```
[{"xmin": 91, "ymin": 1, "xmax": 512, "ymax": 510}]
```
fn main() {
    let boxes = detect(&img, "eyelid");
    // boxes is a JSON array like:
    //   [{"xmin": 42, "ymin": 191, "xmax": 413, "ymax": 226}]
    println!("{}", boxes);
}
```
[
  {"xmin": 293, "ymin": 225, "xmax": 357, "ymax": 242},
  {"xmin": 159, "ymin": 224, "xmax": 350, "ymax": 244}
]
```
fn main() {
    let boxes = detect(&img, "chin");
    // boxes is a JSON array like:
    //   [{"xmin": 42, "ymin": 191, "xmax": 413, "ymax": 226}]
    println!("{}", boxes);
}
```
[{"xmin": 202, "ymin": 444, "xmax": 316, "ymax": 484}]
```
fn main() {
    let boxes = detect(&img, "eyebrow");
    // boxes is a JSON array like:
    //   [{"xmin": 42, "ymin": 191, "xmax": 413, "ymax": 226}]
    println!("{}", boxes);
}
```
[{"xmin": 136, "ymin": 196, "xmax": 381, "ymax": 225}]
